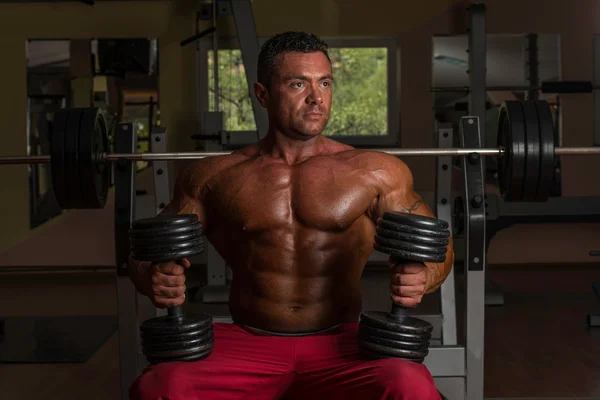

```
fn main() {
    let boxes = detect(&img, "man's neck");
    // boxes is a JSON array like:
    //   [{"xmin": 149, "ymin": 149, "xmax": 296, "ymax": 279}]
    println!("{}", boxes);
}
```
[{"xmin": 260, "ymin": 129, "xmax": 329, "ymax": 165}]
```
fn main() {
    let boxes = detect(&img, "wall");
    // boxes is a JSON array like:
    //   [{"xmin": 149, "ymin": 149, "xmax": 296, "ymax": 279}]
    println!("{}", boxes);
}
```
[{"xmin": 0, "ymin": 0, "xmax": 599, "ymax": 265}]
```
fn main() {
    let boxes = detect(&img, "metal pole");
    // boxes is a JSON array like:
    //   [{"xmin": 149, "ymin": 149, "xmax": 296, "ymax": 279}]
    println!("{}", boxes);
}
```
[
  {"xmin": 468, "ymin": 3, "xmax": 487, "ymax": 147},
  {"xmin": 2, "ymin": 146, "xmax": 600, "ymax": 165}
]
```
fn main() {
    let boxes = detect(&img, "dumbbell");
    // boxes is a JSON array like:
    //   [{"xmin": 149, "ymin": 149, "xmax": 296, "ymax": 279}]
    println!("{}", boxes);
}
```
[
  {"xmin": 358, "ymin": 211, "xmax": 450, "ymax": 363},
  {"xmin": 129, "ymin": 214, "xmax": 214, "ymax": 364}
]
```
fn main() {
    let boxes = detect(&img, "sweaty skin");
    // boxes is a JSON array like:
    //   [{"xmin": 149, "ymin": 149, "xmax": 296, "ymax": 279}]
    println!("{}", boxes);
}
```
[
  {"xmin": 160, "ymin": 144, "xmax": 453, "ymax": 332},
  {"xmin": 130, "ymin": 50, "xmax": 454, "ymax": 333}
]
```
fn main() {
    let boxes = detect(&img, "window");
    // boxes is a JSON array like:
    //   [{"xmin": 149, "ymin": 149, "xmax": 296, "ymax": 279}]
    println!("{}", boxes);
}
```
[{"xmin": 199, "ymin": 38, "xmax": 399, "ymax": 146}]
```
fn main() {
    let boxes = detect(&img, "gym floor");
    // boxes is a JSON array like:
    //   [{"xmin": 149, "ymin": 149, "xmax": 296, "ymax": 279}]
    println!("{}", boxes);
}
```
[{"xmin": 0, "ymin": 263, "xmax": 598, "ymax": 400}]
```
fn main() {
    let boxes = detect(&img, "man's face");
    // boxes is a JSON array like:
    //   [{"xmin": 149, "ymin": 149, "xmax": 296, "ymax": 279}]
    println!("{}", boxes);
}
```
[{"xmin": 255, "ymin": 51, "xmax": 333, "ymax": 140}]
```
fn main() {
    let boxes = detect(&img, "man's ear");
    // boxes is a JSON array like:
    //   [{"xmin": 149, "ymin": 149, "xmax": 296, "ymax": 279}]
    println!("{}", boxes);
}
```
[{"xmin": 254, "ymin": 82, "xmax": 269, "ymax": 108}]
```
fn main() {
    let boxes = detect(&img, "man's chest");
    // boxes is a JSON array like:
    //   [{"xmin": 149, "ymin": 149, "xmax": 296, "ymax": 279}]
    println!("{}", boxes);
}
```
[{"xmin": 205, "ymin": 159, "xmax": 379, "ymax": 232}]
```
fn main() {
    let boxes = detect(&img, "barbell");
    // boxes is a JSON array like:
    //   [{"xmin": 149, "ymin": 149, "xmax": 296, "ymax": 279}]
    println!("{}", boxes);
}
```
[{"xmin": 0, "ymin": 100, "xmax": 599, "ymax": 209}]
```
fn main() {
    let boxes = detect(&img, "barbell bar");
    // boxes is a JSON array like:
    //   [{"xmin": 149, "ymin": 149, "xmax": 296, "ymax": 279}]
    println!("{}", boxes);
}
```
[
  {"xmin": 0, "ymin": 100, "xmax": 598, "ymax": 209},
  {"xmin": 3, "ymin": 146, "xmax": 600, "ymax": 165}
]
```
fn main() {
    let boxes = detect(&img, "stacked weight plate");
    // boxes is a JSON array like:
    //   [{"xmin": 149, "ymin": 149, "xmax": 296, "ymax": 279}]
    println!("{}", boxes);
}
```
[
  {"xmin": 129, "ymin": 214, "xmax": 214, "ymax": 364},
  {"xmin": 359, "ymin": 211, "xmax": 450, "ymax": 363}
]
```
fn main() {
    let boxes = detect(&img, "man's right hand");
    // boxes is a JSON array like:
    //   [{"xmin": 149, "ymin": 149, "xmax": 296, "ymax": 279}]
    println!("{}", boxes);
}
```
[{"xmin": 133, "ymin": 258, "xmax": 191, "ymax": 308}]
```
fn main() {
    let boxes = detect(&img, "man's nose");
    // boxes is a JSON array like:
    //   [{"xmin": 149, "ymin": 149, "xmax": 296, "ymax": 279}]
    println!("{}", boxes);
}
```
[{"xmin": 305, "ymin": 85, "xmax": 323, "ymax": 105}]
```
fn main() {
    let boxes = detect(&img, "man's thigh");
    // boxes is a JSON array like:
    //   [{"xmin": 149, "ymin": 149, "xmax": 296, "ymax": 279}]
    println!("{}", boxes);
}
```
[
  {"xmin": 286, "ymin": 323, "xmax": 440, "ymax": 400},
  {"xmin": 130, "ymin": 323, "xmax": 295, "ymax": 400}
]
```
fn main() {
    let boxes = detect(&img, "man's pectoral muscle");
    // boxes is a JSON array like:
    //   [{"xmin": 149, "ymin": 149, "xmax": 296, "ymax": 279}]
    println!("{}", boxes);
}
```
[{"xmin": 368, "ymin": 154, "xmax": 454, "ymax": 294}]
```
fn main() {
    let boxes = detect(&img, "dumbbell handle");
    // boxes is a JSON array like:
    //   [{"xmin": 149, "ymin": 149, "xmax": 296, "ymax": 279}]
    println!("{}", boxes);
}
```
[
  {"xmin": 166, "ymin": 259, "xmax": 186, "ymax": 318},
  {"xmin": 389, "ymin": 256, "xmax": 409, "ymax": 318}
]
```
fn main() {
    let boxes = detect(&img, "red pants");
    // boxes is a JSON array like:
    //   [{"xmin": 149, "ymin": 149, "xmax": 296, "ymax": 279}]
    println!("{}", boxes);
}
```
[{"xmin": 130, "ymin": 322, "xmax": 440, "ymax": 400}]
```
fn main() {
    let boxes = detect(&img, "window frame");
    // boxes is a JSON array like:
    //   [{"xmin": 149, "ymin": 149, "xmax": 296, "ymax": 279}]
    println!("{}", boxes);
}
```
[{"xmin": 197, "ymin": 36, "xmax": 400, "ymax": 147}]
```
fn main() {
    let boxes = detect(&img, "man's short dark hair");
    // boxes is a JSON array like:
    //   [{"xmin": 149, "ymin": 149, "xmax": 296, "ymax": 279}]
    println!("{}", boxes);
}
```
[{"xmin": 257, "ymin": 31, "xmax": 330, "ymax": 88}]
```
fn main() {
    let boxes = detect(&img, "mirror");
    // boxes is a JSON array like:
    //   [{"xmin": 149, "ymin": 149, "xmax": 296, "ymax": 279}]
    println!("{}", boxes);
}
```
[{"xmin": 26, "ymin": 38, "xmax": 159, "ymax": 228}]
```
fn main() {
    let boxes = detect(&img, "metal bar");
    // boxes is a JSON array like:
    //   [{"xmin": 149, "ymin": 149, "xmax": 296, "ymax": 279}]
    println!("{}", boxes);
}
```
[
  {"xmin": 423, "ymin": 346, "xmax": 466, "ymax": 377},
  {"xmin": 526, "ymin": 34, "xmax": 539, "ymax": 101},
  {"xmin": 114, "ymin": 122, "xmax": 140, "ymax": 400},
  {"xmin": 435, "ymin": 123, "xmax": 458, "ymax": 347},
  {"xmin": 431, "ymin": 84, "xmax": 600, "ymax": 92},
  {"xmin": 460, "ymin": 116, "xmax": 486, "ymax": 400},
  {"xmin": 4, "ymin": 145, "xmax": 600, "ymax": 165},
  {"xmin": 150, "ymin": 128, "xmax": 170, "ymax": 215},
  {"xmin": 468, "ymin": 3, "xmax": 487, "ymax": 148},
  {"xmin": 230, "ymin": 0, "xmax": 269, "ymax": 139}
]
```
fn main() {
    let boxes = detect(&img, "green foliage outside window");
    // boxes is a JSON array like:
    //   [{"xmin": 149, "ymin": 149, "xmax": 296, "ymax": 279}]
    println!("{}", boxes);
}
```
[{"xmin": 208, "ymin": 47, "xmax": 388, "ymax": 136}]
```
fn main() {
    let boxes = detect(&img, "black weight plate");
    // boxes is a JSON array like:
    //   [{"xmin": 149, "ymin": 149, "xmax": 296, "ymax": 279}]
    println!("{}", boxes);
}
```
[
  {"xmin": 141, "ymin": 324, "xmax": 212, "ymax": 342},
  {"xmin": 140, "ymin": 312, "xmax": 213, "ymax": 336},
  {"xmin": 147, "ymin": 347, "xmax": 213, "ymax": 364},
  {"xmin": 497, "ymin": 101, "xmax": 526, "ymax": 201},
  {"xmin": 375, "ymin": 227, "xmax": 449, "ymax": 246},
  {"xmin": 374, "ymin": 236, "xmax": 447, "ymax": 255},
  {"xmin": 377, "ymin": 219, "xmax": 450, "ymax": 239},
  {"xmin": 131, "ymin": 238, "xmax": 204, "ymax": 254},
  {"xmin": 50, "ymin": 109, "xmax": 69, "ymax": 209},
  {"xmin": 78, "ymin": 108, "xmax": 109, "ymax": 209},
  {"xmin": 360, "ymin": 311, "xmax": 433, "ymax": 335},
  {"xmin": 373, "ymin": 243, "xmax": 446, "ymax": 263},
  {"xmin": 382, "ymin": 211, "xmax": 449, "ymax": 231},
  {"xmin": 360, "ymin": 348, "xmax": 424, "ymax": 363},
  {"xmin": 143, "ymin": 331, "xmax": 214, "ymax": 352},
  {"xmin": 358, "ymin": 333, "xmax": 429, "ymax": 350},
  {"xmin": 129, "ymin": 231, "xmax": 202, "ymax": 247},
  {"xmin": 132, "ymin": 214, "xmax": 199, "ymax": 229},
  {"xmin": 521, "ymin": 101, "xmax": 541, "ymax": 201},
  {"xmin": 64, "ymin": 108, "xmax": 85, "ymax": 208},
  {"xmin": 144, "ymin": 338, "xmax": 215, "ymax": 359},
  {"xmin": 359, "ymin": 323, "xmax": 430, "ymax": 343},
  {"xmin": 534, "ymin": 100, "xmax": 556, "ymax": 202},
  {"xmin": 359, "ymin": 339, "xmax": 428, "ymax": 360},
  {"xmin": 132, "ymin": 245, "xmax": 204, "ymax": 263},
  {"xmin": 129, "ymin": 221, "xmax": 203, "ymax": 239}
]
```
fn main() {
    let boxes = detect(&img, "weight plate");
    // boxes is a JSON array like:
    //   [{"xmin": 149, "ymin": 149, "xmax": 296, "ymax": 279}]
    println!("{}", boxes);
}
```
[
  {"xmin": 497, "ymin": 101, "xmax": 526, "ymax": 201},
  {"xmin": 132, "ymin": 214, "xmax": 199, "ymax": 228},
  {"xmin": 375, "ymin": 227, "xmax": 449, "ymax": 246},
  {"xmin": 358, "ymin": 333, "xmax": 429, "ymax": 350},
  {"xmin": 129, "ymin": 221, "xmax": 203, "ymax": 239},
  {"xmin": 64, "ymin": 108, "xmax": 85, "ymax": 208},
  {"xmin": 360, "ymin": 311, "xmax": 433, "ymax": 335},
  {"xmin": 50, "ymin": 109, "xmax": 69, "ymax": 208},
  {"xmin": 534, "ymin": 100, "xmax": 556, "ymax": 202},
  {"xmin": 374, "ymin": 236, "xmax": 447, "ymax": 255},
  {"xmin": 131, "ymin": 238, "xmax": 204, "ymax": 254},
  {"xmin": 143, "ymin": 331, "xmax": 214, "ymax": 352},
  {"xmin": 360, "ymin": 348, "xmax": 424, "ymax": 363},
  {"xmin": 132, "ymin": 245, "xmax": 204, "ymax": 263},
  {"xmin": 143, "ymin": 338, "xmax": 215, "ymax": 359},
  {"xmin": 129, "ymin": 231, "xmax": 202, "ymax": 246},
  {"xmin": 373, "ymin": 243, "xmax": 446, "ymax": 263},
  {"xmin": 359, "ymin": 323, "xmax": 430, "ymax": 343},
  {"xmin": 359, "ymin": 338, "xmax": 429, "ymax": 360},
  {"xmin": 141, "ymin": 324, "xmax": 212, "ymax": 343},
  {"xmin": 377, "ymin": 219, "xmax": 450, "ymax": 239},
  {"xmin": 382, "ymin": 212, "xmax": 449, "ymax": 231},
  {"xmin": 140, "ymin": 313, "xmax": 213, "ymax": 336},
  {"xmin": 521, "ymin": 101, "xmax": 541, "ymax": 201},
  {"xmin": 147, "ymin": 347, "xmax": 213, "ymax": 364},
  {"xmin": 78, "ymin": 108, "xmax": 109, "ymax": 209}
]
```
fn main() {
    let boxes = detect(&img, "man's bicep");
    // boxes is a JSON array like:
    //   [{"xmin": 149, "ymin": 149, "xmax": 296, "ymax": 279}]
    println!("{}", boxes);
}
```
[{"xmin": 370, "ymin": 156, "xmax": 435, "ymax": 221}]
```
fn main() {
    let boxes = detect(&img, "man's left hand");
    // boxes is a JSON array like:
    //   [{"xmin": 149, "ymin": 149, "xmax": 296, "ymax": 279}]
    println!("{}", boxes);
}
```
[{"xmin": 389, "ymin": 261, "xmax": 428, "ymax": 308}]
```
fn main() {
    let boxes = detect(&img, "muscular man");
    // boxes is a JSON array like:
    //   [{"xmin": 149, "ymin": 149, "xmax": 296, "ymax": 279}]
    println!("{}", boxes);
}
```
[{"xmin": 129, "ymin": 31, "xmax": 454, "ymax": 400}]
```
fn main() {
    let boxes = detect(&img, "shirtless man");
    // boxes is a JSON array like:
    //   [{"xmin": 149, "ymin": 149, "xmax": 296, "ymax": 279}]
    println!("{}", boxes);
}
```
[{"xmin": 128, "ymin": 31, "xmax": 454, "ymax": 400}]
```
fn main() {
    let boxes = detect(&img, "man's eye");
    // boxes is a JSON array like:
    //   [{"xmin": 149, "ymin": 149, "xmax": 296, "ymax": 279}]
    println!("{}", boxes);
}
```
[
  {"xmin": 292, "ymin": 82, "xmax": 304, "ymax": 88},
  {"xmin": 321, "ymin": 81, "xmax": 331, "ymax": 88}
]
